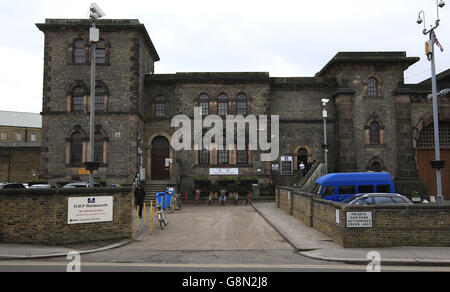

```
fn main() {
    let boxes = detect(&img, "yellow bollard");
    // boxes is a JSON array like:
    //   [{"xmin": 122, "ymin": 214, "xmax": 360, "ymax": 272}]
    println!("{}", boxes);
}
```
[
  {"xmin": 150, "ymin": 201, "xmax": 153, "ymax": 234},
  {"xmin": 136, "ymin": 205, "xmax": 139, "ymax": 233},
  {"xmin": 143, "ymin": 203, "xmax": 146, "ymax": 229}
]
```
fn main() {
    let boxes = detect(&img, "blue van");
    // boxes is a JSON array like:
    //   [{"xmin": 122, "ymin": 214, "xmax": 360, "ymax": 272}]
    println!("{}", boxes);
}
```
[{"xmin": 311, "ymin": 172, "xmax": 396, "ymax": 202}]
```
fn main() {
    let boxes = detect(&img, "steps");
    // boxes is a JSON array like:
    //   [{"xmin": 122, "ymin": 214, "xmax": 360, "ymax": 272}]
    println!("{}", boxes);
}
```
[{"xmin": 144, "ymin": 181, "xmax": 169, "ymax": 205}]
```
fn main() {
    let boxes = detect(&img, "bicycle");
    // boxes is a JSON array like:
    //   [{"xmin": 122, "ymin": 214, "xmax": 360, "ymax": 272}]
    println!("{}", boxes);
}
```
[
  {"xmin": 169, "ymin": 193, "xmax": 181, "ymax": 213},
  {"xmin": 156, "ymin": 203, "xmax": 168, "ymax": 229}
]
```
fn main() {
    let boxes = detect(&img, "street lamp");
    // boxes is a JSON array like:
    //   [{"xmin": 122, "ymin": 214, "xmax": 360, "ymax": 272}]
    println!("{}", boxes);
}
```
[
  {"xmin": 322, "ymin": 98, "xmax": 330, "ymax": 174},
  {"xmin": 86, "ymin": 3, "xmax": 105, "ymax": 188},
  {"xmin": 417, "ymin": 0, "xmax": 446, "ymax": 203}
]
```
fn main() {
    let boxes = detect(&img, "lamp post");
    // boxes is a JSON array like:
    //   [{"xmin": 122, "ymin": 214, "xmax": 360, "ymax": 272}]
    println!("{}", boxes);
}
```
[
  {"xmin": 322, "ymin": 98, "xmax": 330, "ymax": 174},
  {"xmin": 86, "ymin": 3, "xmax": 105, "ymax": 187},
  {"xmin": 417, "ymin": 0, "xmax": 446, "ymax": 203}
]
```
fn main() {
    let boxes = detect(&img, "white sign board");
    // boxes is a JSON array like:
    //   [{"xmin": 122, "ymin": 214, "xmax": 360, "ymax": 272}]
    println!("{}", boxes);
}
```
[
  {"xmin": 68, "ymin": 197, "xmax": 113, "ymax": 225},
  {"xmin": 209, "ymin": 168, "xmax": 239, "ymax": 176},
  {"xmin": 346, "ymin": 212, "xmax": 373, "ymax": 228}
]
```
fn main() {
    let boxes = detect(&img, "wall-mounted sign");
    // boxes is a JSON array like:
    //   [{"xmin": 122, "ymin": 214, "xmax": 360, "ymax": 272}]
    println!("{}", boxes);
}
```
[
  {"xmin": 68, "ymin": 196, "xmax": 113, "ymax": 225},
  {"xmin": 346, "ymin": 212, "xmax": 373, "ymax": 228},
  {"xmin": 209, "ymin": 168, "xmax": 239, "ymax": 176},
  {"xmin": 280, "ymin": 156, "xmax": 293, "ymax": 176}
]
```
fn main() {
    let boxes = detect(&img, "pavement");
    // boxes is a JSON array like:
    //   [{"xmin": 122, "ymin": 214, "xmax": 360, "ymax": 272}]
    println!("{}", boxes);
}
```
[{"xmin": 1, "ymin": 202, "xmax": 450, "ymax": 266}]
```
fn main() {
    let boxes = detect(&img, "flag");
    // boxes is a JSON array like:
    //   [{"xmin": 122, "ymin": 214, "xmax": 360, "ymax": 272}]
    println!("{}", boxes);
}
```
[{"xmin": 433, "ymin": 31, "xmax": 444, "ymax": 52}]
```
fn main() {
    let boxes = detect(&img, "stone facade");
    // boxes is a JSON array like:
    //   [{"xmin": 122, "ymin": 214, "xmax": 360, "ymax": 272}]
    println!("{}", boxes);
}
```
[{"xmin": 36, "ymin": 18, "xmax": 450, "ymax": 198}]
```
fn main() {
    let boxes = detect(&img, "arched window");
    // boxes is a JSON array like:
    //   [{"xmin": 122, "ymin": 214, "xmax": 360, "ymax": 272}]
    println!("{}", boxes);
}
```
[
  {"xmin": 73, "ymin": 39, "xmax": 86, "ymax": 64},
  {"xmin": 155, "ymin": 95, "xmax": 166, "ymax": 117},
  {"xmin": 218, "ymin": 93, "xmax": 228, "ymax": 116},
  {"xmin": 72, "ymin": 86, "xmax": 85, "ymax": 112},
  {"xmin": 368, "ymin": 78, "xmax": 378, "ymax": 96},
  {"xmin": 94, "ymin": 132, "xmax": 104, "ymax": 163},
  {"xmin": 70, "ymin": 132, "xmax": 83, "ymax": 164},
  {"xmin": 370, "ymin": 161, "xmax": 382, "ymax": 172},
  {"xmin": 96, "ymin": 39, "xmax": 106, "ymax": 64},
  {"xmin": 95, "ymin": 86, "xmax": 106, "ymax": 112},
  {"xmin": 199, "ymin": 93, "xmax": 209, "ymax": 116},
  {"xmin": 236, "ymin": 93, "xmax": 248, "ymax": 116},
  {"xmin": 369, "ymin": 121, "xmax": 381, "ymax": 144}
]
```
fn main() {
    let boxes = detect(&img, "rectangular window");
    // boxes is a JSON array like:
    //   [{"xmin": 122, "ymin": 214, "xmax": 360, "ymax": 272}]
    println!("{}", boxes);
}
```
[
  {"xmin": 155, "ymin": 103, "xmax": 165, "ymax": 117},
  {"xmin": 200, "ymin": 102, "xmax": 209, "ymax": 116},
  {"xmin": 72, "ymin": 96, "xmax": 84, "ymax": 111},
  {"xmin": 74, "ymin": 48, "xmax": 86, "ymax": 64},
  {"xmin": 338, "ymin": 185, "xmax": 356, "ymax": 195},
  {"xmin": 17, "ymin": 134, "xmax": 21, "ymax": 141},
  {"xmin": 358, "ymin": 185, "xmax": 374, "ymax": 193},
  {"xmin": 31, "ymin": 134, "xmax": 36, "ymax": 142},
  {"xmin": 95, "ymin": 96, "xmax": 105, "ymax": 112},
  {"xmin": 218, "ymin": 102, "xmax": 228, "ymax": 116},
  {"xmin": 376, "ymin": 185, "xmax": 391, "ymax": 193},
  {"xmin": 322, "ymin": 185, "xmax": 335, "ymax": 196},
  {"xmin": 218, "ymin": 150, "xmax": 229, "ymax": 165},
  {"xmin": 237, "ymin": 150, "xmax": 248, "ymax": 165},
  {"xmin": 236, "ymin": 102, "xmax": 247, "ymax": 116},
  {"xmin": 96, "ymin": 48, "xmax": 106, "ymax": 64},
  {"xmin": 199, "ymin": 150, "xmax": 209, "ymax": 165},
  {"xmin": 0, "ymin": 132, "xmax": 5, "ymax": 140}
]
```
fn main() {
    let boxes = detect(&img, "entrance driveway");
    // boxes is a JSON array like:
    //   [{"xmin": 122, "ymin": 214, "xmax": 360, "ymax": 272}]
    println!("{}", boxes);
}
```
[{"xmin": 132, "ymin": 205, "xmax": 292, "ymax": 251}]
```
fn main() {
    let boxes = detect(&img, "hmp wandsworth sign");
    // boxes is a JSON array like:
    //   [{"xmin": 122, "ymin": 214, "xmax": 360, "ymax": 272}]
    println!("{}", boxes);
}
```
[{"xmin": 68, "ymin": 197, "xmax": 113, "ymax": 224}]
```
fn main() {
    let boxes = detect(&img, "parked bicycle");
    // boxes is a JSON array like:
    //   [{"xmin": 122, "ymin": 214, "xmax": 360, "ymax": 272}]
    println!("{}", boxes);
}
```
[
  {"xmin": 169, "ymin": 193, "xmax": 182, "ymax": 213},
  {"xmin": 156, "ymin": 203, "xmax": 168, "ymax": 229}
]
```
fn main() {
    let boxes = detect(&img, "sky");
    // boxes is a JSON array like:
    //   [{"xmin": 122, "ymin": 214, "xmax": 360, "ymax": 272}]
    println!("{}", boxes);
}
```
[{"xmin": 0, "ymin": 0, "xmax": 449, "ymax": 113}]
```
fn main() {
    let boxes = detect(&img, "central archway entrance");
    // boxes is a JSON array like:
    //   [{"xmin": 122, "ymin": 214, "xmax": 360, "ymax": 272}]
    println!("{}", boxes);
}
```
[
  {"xmin": 151, "ymin": 136, "xmax": 170, "ymax": 180},
  {"xmin": 416, "ymin": 122, "xmax": 450, "ymax": 200}
]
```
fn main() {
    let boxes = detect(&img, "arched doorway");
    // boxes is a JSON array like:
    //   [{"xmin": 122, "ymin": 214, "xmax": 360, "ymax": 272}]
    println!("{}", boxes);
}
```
[
  {"xmin": 151, "ymin": 136, "xmax": 170, "ymax": 180},
  {"xmin": 416, "ymin": 122, "xmax": 450, "ymax": 200}
]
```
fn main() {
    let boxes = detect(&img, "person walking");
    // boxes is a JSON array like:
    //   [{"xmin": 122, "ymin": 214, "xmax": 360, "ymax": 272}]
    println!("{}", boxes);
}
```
[
  {"xmin": 134, "ymin": 183, "xmax": 145, "ymax": 218},
  {"xmin": 208, "ymin": 192, "xmax": 213, "ymax": 206},
  {"xmin": 299, "ymin": 161, "xmax": 306, "ymax": 177}
]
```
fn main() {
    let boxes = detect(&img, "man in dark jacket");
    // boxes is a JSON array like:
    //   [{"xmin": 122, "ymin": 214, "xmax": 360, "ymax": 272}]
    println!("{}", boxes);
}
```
[{"xmin": 134, "ymin": 183, "xmax": 146, "ymax": 218}]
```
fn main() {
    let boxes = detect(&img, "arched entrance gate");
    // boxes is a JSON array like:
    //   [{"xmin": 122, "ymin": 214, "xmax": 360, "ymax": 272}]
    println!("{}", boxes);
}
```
[{"xmin": 416, "ymin": 122, "xmax": 450, "ymax": 200}]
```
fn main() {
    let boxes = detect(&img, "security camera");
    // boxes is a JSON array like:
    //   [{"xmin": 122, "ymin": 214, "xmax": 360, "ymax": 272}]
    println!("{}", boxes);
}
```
[
  {"xmin": 90, "ymin": 3, "xmax": 105, "ymax": 19},
  {"xmin": 438, "ymin": 0, "xmax": 445, "ymax": 8},
  {"xmin": 322, "ymin": 98, "xmax": 330, "ymax": 106}
]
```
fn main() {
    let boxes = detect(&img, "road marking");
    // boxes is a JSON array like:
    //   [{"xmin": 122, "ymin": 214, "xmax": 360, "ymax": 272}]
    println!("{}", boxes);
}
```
[{"xmin": 1, "ymin": 261, "xmax": 450, "ymax": 271}]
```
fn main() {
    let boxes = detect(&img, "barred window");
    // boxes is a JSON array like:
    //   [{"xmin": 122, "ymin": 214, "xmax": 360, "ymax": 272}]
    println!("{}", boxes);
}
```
[
  {"xmin": 368, "ymin": 78, "xmax": 378, "ymax": 96},
  {"xmin": 369, "ymin": 121, "xmax": 381, "ymax": 144},
  {"xmin": 74, "ymin": 39, "xmax": 86, "ymax": 64},
  {"xmin": 199, "ymin": 149, "xmax": 210, "ymax": 165},
  {"xmin": 96, "ymin": 39, "xmax": 106, "ymax": 64},
  {"xmin": 72, "ymin": 86, "xmax": 85, "ymax": 112},
  {"xmin": 94, "ymin": 132, "xmax": 104, "ymax": 163},
  {"xmin": 70, "ymin": 132, "xmax": 83, "ymax": 164},
  {"xmin": 95, "ymin": 86, "xmax": 106, "ymax": 112},
  {"xmin": 237, "ymin": 150, "xmax": 248, "ymax": 165},
  {"xmin": 218, "ymin": 150, "xmax": 229, "ymax": 165},
  {"xmin": 236, "ymin": 93, "xmax": 248, "ymax": 116},
  {"xmin": 199, "ymin": 94, "xmax": 209, "ymax": 116},
  {"xmin": 155, "ymin": 96, "xmax": 166, "ymax": 117},
  {"xmin": 218, "ymin": 94, "xmax": 228, "ymax": 116}
]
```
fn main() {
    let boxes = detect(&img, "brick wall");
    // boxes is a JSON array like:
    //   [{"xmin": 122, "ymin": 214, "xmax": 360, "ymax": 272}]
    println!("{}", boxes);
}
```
[
  {"xmin": 0, "ymin": 147, "xmax": 41, "ymax": 182},
  {"xmin": 0, "ymin": 188, "xmax": 133, "ymax": 245},
  {"xmin": 276, "ymin": 187, "xmax": 450, "ymax": 247}
]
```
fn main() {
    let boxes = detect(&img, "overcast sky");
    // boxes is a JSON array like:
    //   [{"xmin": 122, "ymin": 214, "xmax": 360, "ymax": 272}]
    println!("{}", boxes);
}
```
[{"xmin": 1, "ymin": 0, "xmax": 449, "ymax": 113}]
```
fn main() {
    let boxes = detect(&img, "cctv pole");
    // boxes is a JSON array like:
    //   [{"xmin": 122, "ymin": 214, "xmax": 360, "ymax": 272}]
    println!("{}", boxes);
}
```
[
  {"xmin": 88, "ymin": 19, "xmax": 97, "ymax": 188},
  {"xmin": 417, "ymin": 0, "xmax": 446, "ymax": 202},
  {"xmin": 322, "ymin": 106, "xmax": 328, "ymax": 174},
  {"xmin": 429, "ymin": 30, "xmax": 444, "ymax": 203}
]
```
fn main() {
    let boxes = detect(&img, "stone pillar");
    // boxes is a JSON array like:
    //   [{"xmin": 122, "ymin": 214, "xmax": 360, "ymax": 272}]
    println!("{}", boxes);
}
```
[
  {"xmin": 335, "ymin": 93, "xmax": 357, "ymax": 172},
  {"xmin": 394, "ymin": 95, "xmax": 428, "ymax": 196}
]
